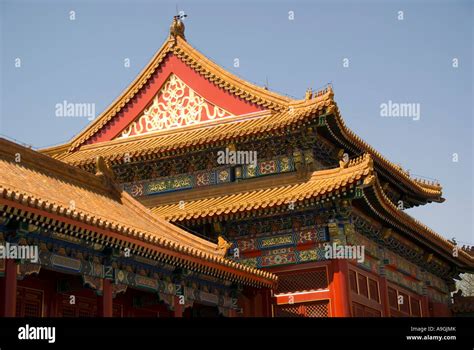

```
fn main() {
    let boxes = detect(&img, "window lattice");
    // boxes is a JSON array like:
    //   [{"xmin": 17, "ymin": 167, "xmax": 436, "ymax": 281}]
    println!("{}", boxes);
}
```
[
  {"xmin": 277, "ymin": 269, "xmax": 328, "ymax": 294},
  {"xmin": 368, "ymin": 278, "xmax": 380, "ymax": 303},
  {"xmin": 275, "ymin": 301, "xmax": 329, "ymax": 318},
  {"xmin": 305, "ymin": 301, "xmax": 329, "ymax": 317},
  {"xmin": 275, "ymin": 304, "xmax": 304, "ymax": 317},
  {"xmin": 61, "ymin": 307, "xmax": 76, "ymax": 317},
  {"xmin": 16, "ymin": 287, "xmax": 43, "ymax": 317},
  {"xmin": 23, "ymin": 302, "xmax": 41, "ymax": 317}
]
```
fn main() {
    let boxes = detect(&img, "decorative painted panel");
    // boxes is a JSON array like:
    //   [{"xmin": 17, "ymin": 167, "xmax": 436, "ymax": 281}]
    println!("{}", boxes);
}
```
[
  {"xmin": 237, "ymin": 246, "xmax": 327, "ymax": 269},
  {"xmin": 241, "ymin": 155, "xmax": 294, "ymax": 179},
  {"xmin": 383, "ymin": 250, "xmax": 420, "ymax": 279},
  {"xmin": 118, "ymin": 74, "xmax": 234, "ymax": 138},
  {"xmin": 347, "ymin": 230, "xmax": 381, "ymax": 260},
  {"xmin": 385, "ymin": 268, "xmax": 424, "ymax": 295},
  {"xmin": 122, "ymin": 166, "xmax": 232, "ymax": 197},
  {"xmin": 231, "ymin": 225, "xmax": 329, "ymax": 268},
  {"xmin": 233, "ymin": 226, "xmax": 328, "ymax": 254},
  {"xmin": 425, "ymin": 273, "xmax": 449, "ymax": 294}
]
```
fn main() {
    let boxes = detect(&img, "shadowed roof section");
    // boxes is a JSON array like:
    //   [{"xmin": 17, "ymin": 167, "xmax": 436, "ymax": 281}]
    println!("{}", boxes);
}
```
[{"xmin": 0, "ymin": 138, "xmax": 277, "ymax": 287}]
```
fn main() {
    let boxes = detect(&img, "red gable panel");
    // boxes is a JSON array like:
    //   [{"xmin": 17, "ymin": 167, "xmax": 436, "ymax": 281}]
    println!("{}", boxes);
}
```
[{"xmin": 85, "ymin": 53, "xmax": 263, "ymax": 145}]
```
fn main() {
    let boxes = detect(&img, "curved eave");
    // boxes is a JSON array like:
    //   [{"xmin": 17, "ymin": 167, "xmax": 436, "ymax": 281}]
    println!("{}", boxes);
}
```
[
  {"xmin": 323, "ymin": 105, "xmax": 443, "ymax": 205},
  {"xmin": 0, "ymin": 198, "xmax": 276, "ymax": 288},
  {"xmin": 360, "ymin": 178, "xmax": 473, "ymax": 270},
  {"xmin": 44, "ymin": 96, "xmax": 335, "ymax": 167},
  {"xmin": 152, "ymin": 154, "xmax": 374, "ymax": 222}
]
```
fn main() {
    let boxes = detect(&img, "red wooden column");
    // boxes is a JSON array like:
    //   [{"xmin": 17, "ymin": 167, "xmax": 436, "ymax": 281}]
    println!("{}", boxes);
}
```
[
  {"xmin": 378, "ymin": 276, "xmax": 390, "ymax": 317},
  {"xmin": 261, "ymin": 288, "xmax": 273, "ymax": 317},
  {"xmin": 3, "ymin": 259, "xmax": 18, "ymax": 317},
  {"xmin": 99, "ymin": 279, "xmax": 113, "ymax": 317},
  {"xmin": 173, "ymin": 296, "xmax": 183, "ymax": 317},
  {"xmin": 331, "ymin": 260, "xmax": 351, "ymax": 317}
]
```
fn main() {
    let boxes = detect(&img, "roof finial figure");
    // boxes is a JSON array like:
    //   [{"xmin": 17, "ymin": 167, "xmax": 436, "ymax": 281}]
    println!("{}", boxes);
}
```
[
  {"xmin": 170, "ymin": 14, "xmax": 187, "ymax": 40},
  {"xmin": 305, "ymin": 88, "xmax": 313, "ymax": 100}
]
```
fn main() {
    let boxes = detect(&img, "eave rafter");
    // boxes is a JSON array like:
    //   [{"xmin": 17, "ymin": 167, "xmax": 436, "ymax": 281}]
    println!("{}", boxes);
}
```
[{"xmin": 360, "ymin": 177, "xmax": 473, "ymax": 270}]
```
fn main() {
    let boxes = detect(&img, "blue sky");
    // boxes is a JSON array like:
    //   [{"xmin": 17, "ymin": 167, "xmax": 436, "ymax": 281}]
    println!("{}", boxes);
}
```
[{"xmin": 1, "ymin": 0, "xmax": 472, "ymax": 244}]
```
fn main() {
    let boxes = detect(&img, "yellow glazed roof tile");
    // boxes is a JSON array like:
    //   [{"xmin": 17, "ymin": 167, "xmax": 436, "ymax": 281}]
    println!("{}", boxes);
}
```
[
  {"xmin": 0, "ymin": 138, "xmax": 277, "ymax": 287},
  {"xmin": 151, "ymin": 154, "xmax": 374, "ymax": 221}
]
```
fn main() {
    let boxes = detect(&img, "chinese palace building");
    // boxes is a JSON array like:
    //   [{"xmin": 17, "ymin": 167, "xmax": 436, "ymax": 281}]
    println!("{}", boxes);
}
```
[{"xmin": 1, "ymin": 17, "xmax": 473, "ymax": 317}]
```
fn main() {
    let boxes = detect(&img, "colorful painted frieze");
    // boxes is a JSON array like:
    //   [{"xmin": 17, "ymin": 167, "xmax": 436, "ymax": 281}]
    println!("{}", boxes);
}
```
[
  {"xmin": 383, "ymin": 249, "xmax": 420, "ymax": 279},
  {"xmin": 235, "ymin": 246, "xmax": 326, "ymax": 268},
  {"xmin": 384, "ymin": 268, "xmax": 424, "ymax": 295},
  {"xmin": 424, "ymin": 272, "xmax": 449, "ymax": 294},
  {"xmin": 348, "ymin": 230, "xmax": 381, "ymax": 260},
  {"xmin": 122, "ymin": 166, "xmax": 232, "ymax": 196},
  {"xmin": 241, "ymin": 155, "xmax": 294, "ymax": 179},
  {"xmin": 233, "ymin": 226, "xmax": 328, "ymax": 254}
]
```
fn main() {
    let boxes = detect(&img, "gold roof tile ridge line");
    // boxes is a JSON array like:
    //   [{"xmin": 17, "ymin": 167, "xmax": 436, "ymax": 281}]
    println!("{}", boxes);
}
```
[
  {"xmin": 174, "ymin": 38, "xmax": 291, "ymax": 107},
  {"xmin": 0, "ymin": 138, "xmax": 218, "ymax": 255},
  {"xmin": 118, "ymin": 190, "xmax": 222, "ymax": 255},
  {"xmin": 74, "ymin": 110, "xmax": 276, "ymax": 151},
  {"xmin": 0, "ymin": 176, "xmax": 277, "ymax": 285},
  {"xmin": 45, "ymin": 98, "xmax": 332, "ymax": 166},
  {"xmin": 59, "ymin": 101, "xmax": 336, "ymax": 166},
  {"xmin": 1, "ymin": 139, "xmax": 278, "ymax": 286},
  {"xmin": 66, "ymin": 38, "xmax": 176, "ymax": 152}
]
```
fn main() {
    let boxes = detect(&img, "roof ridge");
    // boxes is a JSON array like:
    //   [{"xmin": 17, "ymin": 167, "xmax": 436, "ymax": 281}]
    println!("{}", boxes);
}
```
[
  {"xmin": 174, "ymin": 38, "xmax": 292, "ymax": 108},
  {"xmin": 0, "ymin": 138, "xmax": 223, "ymax": 255},
  {"xmin": 67, "ymin": 38, "xmax": 176, "ymax": 151},
  {"xmin": 54, "ymin": 32, "xmax": 303, "ymax": 153},
  {"xmin": 119, "ymin": 189, "xmax": 221, "ymax": 254}
]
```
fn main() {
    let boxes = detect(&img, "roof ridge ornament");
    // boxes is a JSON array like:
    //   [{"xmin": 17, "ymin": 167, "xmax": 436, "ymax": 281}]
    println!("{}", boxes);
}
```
[
  {"xmin": 170, "ymin": 14, "xmax": 187, "ymax": 41},
  {"xmin": 216, "ymin": 236, "xmax": 232, "ymax": 255},
  {"xmin": 95, "ymin": 156, "xmax": 120, "ymax": 195}
]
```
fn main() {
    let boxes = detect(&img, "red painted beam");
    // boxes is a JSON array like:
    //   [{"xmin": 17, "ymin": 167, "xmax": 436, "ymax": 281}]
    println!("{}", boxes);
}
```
[{"xmin": 275, "ymin": 290, "xmax": 331, "ymax": 305}]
